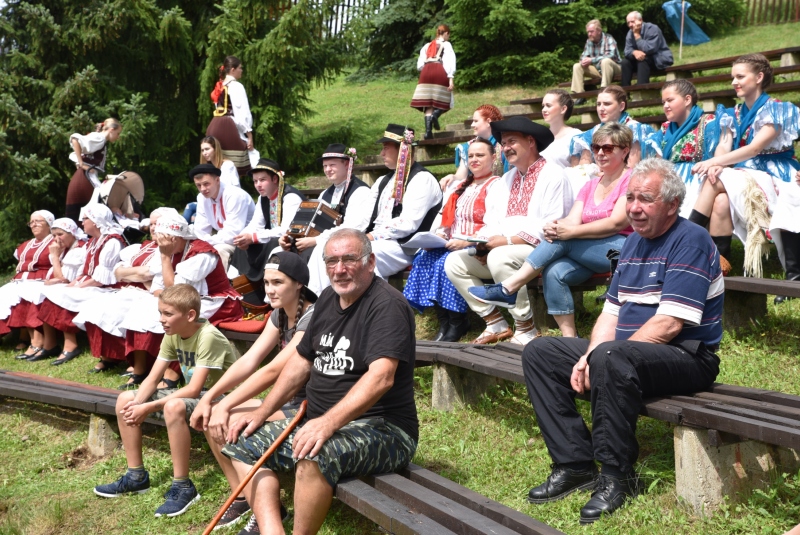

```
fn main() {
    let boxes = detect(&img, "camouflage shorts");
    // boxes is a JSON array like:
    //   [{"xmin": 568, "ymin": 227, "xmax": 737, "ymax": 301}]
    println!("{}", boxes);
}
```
[
  {"xmin": 221, "ymin": 417, "xmax": 418, "ymax": 488},
  {"xmin": 139, "ymin": 388, "xmax": 220, "ymax": 423}
]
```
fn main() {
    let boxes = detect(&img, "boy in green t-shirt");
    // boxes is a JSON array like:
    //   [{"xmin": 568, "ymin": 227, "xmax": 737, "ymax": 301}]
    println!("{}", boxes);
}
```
[{"xmin": 93, "ymin": 284, "xmax": 237, "ymax": 518}]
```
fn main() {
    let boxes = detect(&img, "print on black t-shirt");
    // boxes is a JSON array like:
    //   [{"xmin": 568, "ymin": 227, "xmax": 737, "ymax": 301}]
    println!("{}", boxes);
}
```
[{"xmin": 296, "ymin": 277, "xmax": 419, "ymax": 440}]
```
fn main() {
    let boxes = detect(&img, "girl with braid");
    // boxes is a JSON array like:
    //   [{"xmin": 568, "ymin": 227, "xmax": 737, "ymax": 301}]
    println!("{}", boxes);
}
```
[{"xmin": 188, "ymin": 251, "xmax": 316, "ymax": 530}]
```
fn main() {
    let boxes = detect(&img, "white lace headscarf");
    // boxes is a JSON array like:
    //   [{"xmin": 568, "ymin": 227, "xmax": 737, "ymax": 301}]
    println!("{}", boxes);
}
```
[
  {"xmin": 154, "ymin": 214, "xmax": 196, "ymax": 240},
  {"xmin": 51, "ymin": 218, "xmax": 87, "ymax": 241},
  {"xmin": 79, "ymin": 203, "xmax": 124, "ymax": 235}
]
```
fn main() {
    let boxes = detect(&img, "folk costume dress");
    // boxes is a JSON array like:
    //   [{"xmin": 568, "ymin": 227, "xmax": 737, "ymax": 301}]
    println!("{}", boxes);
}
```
[
  {"xmin": 206, "ymin": 74, "xmax": 260, "ymax": 174},
  {"xmin": 711, "ymin": 97, "xmax": 800, "ymax": 269},
  {"xmin": 72, "ymin": 241, "xmax": 161, "ymax": 363},
  {"xmin": 65, "ymin": 131, "xmax": 109, "ymax": 223},
  {"xmin": 404, "ymin": 175, "xmax": 498, "ymax": 313},
  {"xmin": 117, "ymin": 216, "xmax": 244, "ymax": 358},
  {"xmin": 411, "ymin": 38, "xmax": 456, "ymax": 113},
  {"xmin": 645, "ymin": 106, "xmax": 720, "ymax": 218},
  {"xmin": 38, "ymin": 206, "xmax": 126, "ymax": 336},
  {"xmin": 0, "ymin": 211, "xmax": 60, "ymax": 335},
  {"xmin": 567, "ymin": 113, "xmax": 654, "ymax": 199},
  {"xmin": 2, "ymin": 219, "xmax": 90, "ymax": 337}
]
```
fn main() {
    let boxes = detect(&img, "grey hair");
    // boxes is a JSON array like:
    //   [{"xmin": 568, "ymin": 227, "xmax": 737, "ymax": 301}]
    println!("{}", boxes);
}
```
[
  {"xmin": 630, "ymin": 158, "xmax": 686, "ymax": 207},
  {"xmin": 325, "ymin": 228, "xmax": 372, "ymax": 262},
  {"xmin": 586, "ymin": 19, "xmax": 602, "ymax": 30},
  {"xmin": 627, "ymin": 11, "xmax": 643, "ymax": 20}
]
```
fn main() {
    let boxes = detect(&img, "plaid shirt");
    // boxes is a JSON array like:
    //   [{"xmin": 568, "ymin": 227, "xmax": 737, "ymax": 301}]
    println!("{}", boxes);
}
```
[{"xmin": 581, "ymin": 32, "xmax": 621, "ymax": 67}]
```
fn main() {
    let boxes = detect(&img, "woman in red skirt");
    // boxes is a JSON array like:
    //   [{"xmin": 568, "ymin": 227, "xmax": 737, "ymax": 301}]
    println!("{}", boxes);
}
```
[
  {"xmin": 206, "ymin": 55, "xmax": 259, "ymax": 176},
  {"xmin": 411, "ymin": 24, "xmax": 456, "ymax": 140},
  {"xmin": 0, "ymin": 210, "xmax": 57, "ymax": 360}
]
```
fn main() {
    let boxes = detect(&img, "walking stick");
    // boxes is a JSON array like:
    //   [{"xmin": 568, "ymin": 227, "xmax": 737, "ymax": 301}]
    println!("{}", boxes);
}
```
[{"xmin": 203, "ymin": 400, "xmax": 307, "ymax": 535}]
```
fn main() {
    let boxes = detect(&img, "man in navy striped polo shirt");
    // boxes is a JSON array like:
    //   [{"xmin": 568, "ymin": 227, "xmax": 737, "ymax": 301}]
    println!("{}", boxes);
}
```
[{"xmin": 522, "ymin": 158, "xmax": 723, "ymax": 524}]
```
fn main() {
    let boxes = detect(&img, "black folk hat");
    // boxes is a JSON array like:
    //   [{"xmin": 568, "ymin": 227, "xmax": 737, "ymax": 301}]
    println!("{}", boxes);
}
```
[
  {"xmin": 317, "ymin": 143, "xmax": 352, "ymax": 162},
  {"xmin": 490, "ymin": 116, "xmax": 555, "ymax": 152},
  {"xmin": 248, "ymin": 158, "xmax": 282, "ymax": 177},
  {"xmin": 375, "ymin": 123, "xmax": 413, "ymax": 144},
  {"xmin": 264, "ymin": 251, "xmax": 318, "ymax": 302},
  {"xmin": 188, "ymin": 163, "xmax": 222, "ymax": 180}
]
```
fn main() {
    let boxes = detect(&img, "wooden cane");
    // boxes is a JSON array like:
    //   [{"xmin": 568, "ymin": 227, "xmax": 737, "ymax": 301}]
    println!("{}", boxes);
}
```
[{"xmin": 203, "ymin": 400, "xmax": 307, "ymax": 535}]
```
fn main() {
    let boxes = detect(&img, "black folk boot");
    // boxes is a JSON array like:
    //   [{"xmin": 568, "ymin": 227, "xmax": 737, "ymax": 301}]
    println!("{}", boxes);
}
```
[
  {"xmin": 432, "ymin": 305, "xmax": 450, "ymax": 341},
  {"xmin": 424, "ymin": 115, "xmax": 434, "ymax": 140},
  {"xmin": 441, "ymin": 310, "xmax": 470, "ymax": 342},
  {"xmin": 775, "ymin": 230, "xmax": 800, "ymax": 304},
  {"xmin": 431, "ymin": 108, "xmax": 444, "ymax": 130}
]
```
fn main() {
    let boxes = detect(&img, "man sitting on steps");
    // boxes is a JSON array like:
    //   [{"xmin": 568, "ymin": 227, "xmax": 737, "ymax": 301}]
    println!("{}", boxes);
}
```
[{"xmin": 571, "ymin": 19, "xmax": 622, "ymax": 105}]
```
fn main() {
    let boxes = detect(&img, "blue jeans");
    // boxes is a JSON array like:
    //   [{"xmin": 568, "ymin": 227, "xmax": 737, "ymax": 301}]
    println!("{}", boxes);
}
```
[
  {"xmin": 525, "ymin": 235, "xmax": 628, "ymax": 315},
  {"xmin": 183, "ymin": 202, "xmax": 197, "ymax": 224}
]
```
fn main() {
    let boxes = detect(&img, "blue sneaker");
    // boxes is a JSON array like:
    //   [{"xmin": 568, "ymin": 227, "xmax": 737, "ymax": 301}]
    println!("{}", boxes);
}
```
[
  {"xmin": 154, "ymin": 480, "xmax": 200, "ymax": 517},
  {"xmin": 468, "ymin": 283, "xmax": 517, "ymax": 309},
  {"xmin": 94, "ymin": 470, "xmax": 150, "ymax": 498}
]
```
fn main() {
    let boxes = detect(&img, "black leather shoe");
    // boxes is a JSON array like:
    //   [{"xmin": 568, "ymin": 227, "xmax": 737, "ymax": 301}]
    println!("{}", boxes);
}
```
[
  {"xmin": 527, "ymin": 464, "xmax": 598, "ymax": 504},
  {"xmin": 774, "ymin": 295, "xmax": 794, "ymax": 304},
  {"xmin": 27, "ymin": 346, "xmax": 61, "ymax": 362},
  {"xmin": 15, "ymin": 346, "xmax": 40, "ymax": 360},
  {"xmin": 579, "ymin": 473, "xmax": 640, "ymax": 524},
  {"xmin": 574, "ymin": 97, "xmax": 587, "ymax": 105}
]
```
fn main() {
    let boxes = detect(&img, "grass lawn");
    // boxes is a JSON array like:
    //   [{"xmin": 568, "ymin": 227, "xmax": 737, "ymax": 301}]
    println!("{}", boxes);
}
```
[{"xmin": 3, "ymin": 20, "xmax": 800, "ymax": 535}]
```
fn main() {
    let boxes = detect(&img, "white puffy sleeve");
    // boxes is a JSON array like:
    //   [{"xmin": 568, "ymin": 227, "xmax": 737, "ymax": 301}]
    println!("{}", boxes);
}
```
[
  {"xmin": 227, "ymin": 80, "xmax": 253, "ymax": 136},
  {"xmin": 417, "ymin": 44, "xmax": 427, "ymax": 71},
  {"xmin": 193, "ymin": 196, "xmax": 214, "ymax": 241},
  {"xmin": 315, "ymin": 186, "xmax": 373, "ymax": 246},
  {"xmin": 92, "ymin": 238, "xmax": 124, "ymax": 285},
  {"xmin": 68, "ymin": 132, "xmax": 106, "ymax": 164},
  {"xmin": 207, "ymin": 188, "xmax": 255, "ymax": 246},
  {"xmin": 174, "ymin": 252, "xmax": 217, "ymax": 295},
  {"xmin": 442, "ymin": 42, "xmax": 456, "ymax": 78},
  {"xmin": 220, "ymin": 160, "xmax": 241, "ymax": 188}
]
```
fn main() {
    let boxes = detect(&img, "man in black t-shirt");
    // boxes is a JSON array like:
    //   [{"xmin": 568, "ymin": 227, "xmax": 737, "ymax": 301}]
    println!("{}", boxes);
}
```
[{"xmin": 222, "ymin": 228, "xmax": 418, "ymax": 534}]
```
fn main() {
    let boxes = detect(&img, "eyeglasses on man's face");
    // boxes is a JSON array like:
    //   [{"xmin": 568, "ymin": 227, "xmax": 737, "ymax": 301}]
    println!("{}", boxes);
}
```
[{"xmin": 323, "ymin": 252, "xmax": 369, "ymax": 269}]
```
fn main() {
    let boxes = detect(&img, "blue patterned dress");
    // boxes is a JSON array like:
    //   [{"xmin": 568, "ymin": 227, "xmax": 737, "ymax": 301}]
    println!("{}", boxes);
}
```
[{"xmin": 403, "ymin": 177, "xmax": 498, "ymax": 313}]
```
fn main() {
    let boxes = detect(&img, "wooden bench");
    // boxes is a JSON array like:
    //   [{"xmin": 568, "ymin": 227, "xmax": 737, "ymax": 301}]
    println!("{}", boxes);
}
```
[
  {"xmin": 554, "ymin": 46, "xmax": 800, "ymax": 90},
  {"xmin": 523, "ymin": 64, "xmax": 800, "ymax": 107},
  {"xmin": 0, "ymin": 370, "xmax": 566, "ymax": 534},
  {"xmin": 336, "ymin": 464, "xmax": 565, "ymax": 535},
  {"xmin": 414, "ymin": 340, "xmax": 800, "ymax": 515},
  {"xmin": 723, "ymin": 276, "xmax": 800, "ymax": 328}
]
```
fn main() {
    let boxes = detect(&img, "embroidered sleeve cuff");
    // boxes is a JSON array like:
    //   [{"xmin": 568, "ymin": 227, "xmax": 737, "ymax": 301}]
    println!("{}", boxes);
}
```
[
  {"xmin": 602, "ymin": 301, "xmax": 621, "ymax": 316},
  {"xmin": 656, "ymin": 302, "xmax": 703, "ymax": 326},
  {"xmin": 517, "ymin": 232, "xmax": 540, "ymax": 246}
]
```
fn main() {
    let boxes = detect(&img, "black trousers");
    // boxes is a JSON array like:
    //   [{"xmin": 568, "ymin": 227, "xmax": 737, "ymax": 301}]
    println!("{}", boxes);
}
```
[
  {"xmin": 522, "ymin": 337, "xmax": 719, "ymax": 474},
  {"xmin": 621, "ymin": 56, "xmax": 657, "ymax": 87}
]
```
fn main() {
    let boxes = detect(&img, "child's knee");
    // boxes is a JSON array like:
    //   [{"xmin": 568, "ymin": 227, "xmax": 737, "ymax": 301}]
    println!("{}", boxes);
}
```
[{"xmin": 163, "ymin": 398, "xmax": 187, "ymax": 422}]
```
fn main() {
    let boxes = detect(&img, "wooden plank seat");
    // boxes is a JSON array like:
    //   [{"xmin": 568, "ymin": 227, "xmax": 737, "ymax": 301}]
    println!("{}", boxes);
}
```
[
  {"xmin": 335, "ymin": 463, "xmax": 566, "ymax": 535},
  {"xmin": 0, "ymin": 371, "xmax": 566, "ymax": 534},
  {"xmin": 413, "ymin": 340, "xmax": 800, "ymax": 513},
  {"xmin": 532, "ymin": 64, "xmax": 800, "ymax": 106},
  {"xmin": 722, "ymin": 276, "xmax": 800, "ymax": 329},
  {"xmin": 664, "ymin": 46, "xmax": 800, "ymax": 78}
]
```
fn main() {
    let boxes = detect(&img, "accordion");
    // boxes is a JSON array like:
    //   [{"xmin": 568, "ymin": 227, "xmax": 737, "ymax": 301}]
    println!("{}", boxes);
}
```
[{"xmin": 288, "ymin": 200, "xmax": 342, "ymax": 238}]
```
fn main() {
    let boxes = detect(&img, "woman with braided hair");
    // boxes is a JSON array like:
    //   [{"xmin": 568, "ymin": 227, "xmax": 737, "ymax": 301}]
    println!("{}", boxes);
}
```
[
  {"xmin": 187, "ymin": 251, "xmax": 316, "ymax": 530},
  {"xmin": 404, "ymin": 137, "xmax": 499, "ymax": 342}
]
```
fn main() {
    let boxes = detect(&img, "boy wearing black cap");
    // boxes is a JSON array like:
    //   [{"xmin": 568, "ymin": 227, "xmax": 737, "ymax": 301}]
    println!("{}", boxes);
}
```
[{"xmin": 191, "ymin": 163, "xmax": 255, "ymax": 269}]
